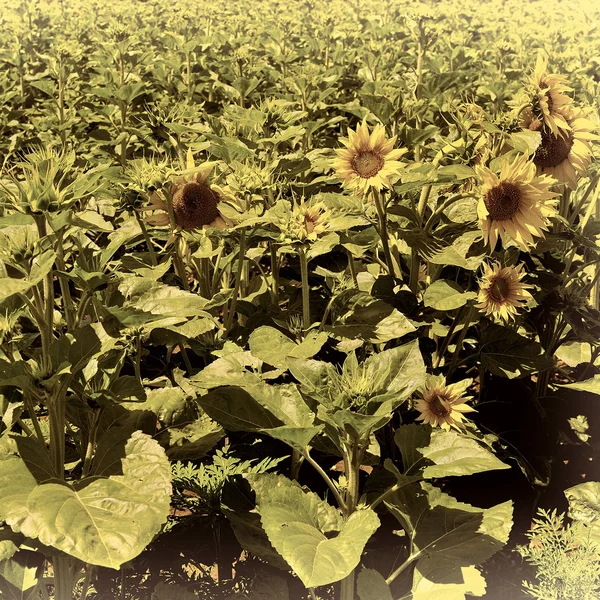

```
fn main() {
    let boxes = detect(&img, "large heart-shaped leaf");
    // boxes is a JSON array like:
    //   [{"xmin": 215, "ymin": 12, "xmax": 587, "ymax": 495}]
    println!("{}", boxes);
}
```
[
  {"xmin": 0, "ymin": 432, "xmax": 171, "ymax": 570},
  {"xmin": 248, "ymin": 473, "xmax": 380, "ymax": 588},
  {"xmin": 0, "ymin": 550, "xmax": 44, "ymax": 600}
]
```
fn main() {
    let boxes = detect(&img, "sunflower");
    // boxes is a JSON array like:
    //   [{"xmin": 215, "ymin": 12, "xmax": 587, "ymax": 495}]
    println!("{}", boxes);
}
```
[
  {"xmin": 529, "ymin": 54, "xmax": 573, "ymax": 136},
  {"xmin": 145, "ymin": 163, "xmax": 231, "ymax": 231},
  {"xmin": 414, "ymin": 376, "xmax": 476, "ymax": 431},
  {"xmin": 525, "ymin": 107, "xmax": 598, "ymax": 190},
  {"xmin": 476, "ymin": 155, "xmax": 558, "ymax": 251},
  {"xmin": 333, "ymin": 122, "xmax": 406, "ymax": 193},
  {"xmin": 477, "ymin": 262, "xmax": 532, "ymax": 322}
]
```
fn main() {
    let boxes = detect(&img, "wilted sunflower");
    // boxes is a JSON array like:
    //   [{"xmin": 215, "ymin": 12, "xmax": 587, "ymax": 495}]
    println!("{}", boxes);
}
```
[
  {"xmin": 145, "ymin": 163, "xmax": 231, "ymax": 231},
  {"xmin": 476, "ymin": 156, "xmax": 558, "ymax": 251},
  {"xmin": 477, "ymin": 262, "xmax": 532, "ymax": 322},
  {"xmin": 414, "ymin": 376, "xmax": 476, "ymax": 431},
  {"xmin": 525, "ymin": 107, "xmax": 598, "ymax": 190},
  {"xmin": 333, "ymin": 122, "xmax": 406, "ymax": 193},
  {"xmin": 528, "ymin": 55, "xmax": 573, "ymax": 136}
]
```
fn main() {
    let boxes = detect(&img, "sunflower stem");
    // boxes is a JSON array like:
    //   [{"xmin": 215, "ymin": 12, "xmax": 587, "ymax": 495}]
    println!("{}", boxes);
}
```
[
  {"xmin": 174, "ymin": 234, "xmax": 190, "ymax": 291},
  {"xmin": 347, "ymin": 249, "xmax": 358, "ymax": 287},
  {"xmin": 270, "ymin": 242, "xmax": 280, "ymax": 306},
  {"xmin": 446, "ymin": 306, "xmax": 475, "ymax": 378},
  {"xmin": 409, "ymin": 184, "xmax": 433, "ymax": 294},
  {"xmin": 299, "ymin": 245, "xmax": 311, "ymax": 332},
  {"xmin": 372, "ymin": 188, "xmax": 397, "ymax": 278},
  {"xmin": 134, "ymin": 211, "xmax": 157, "ymax": 267},
  {"xmin": 224, "ymin": 230, "xmax": 246, "ymax": 336}
]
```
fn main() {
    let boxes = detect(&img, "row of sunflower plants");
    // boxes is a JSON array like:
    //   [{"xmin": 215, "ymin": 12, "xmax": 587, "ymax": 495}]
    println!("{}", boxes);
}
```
[{"xmin": 0, "ymin": 0, "xmax": 599, "ymax": 599}]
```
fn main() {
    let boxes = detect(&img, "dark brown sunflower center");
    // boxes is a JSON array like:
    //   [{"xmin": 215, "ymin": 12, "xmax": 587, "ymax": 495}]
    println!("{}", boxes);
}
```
[
  {"xmin": 534, "ymin": 130, "xmax": 574, "ymax": 169},
  {"xmin": 490, "ymin": 277, "xmax": 510, "ymax": 302},
  {"xmin": 172, "ymin": 182, "xmax": 220, "ymax": 230},
  {"xmin": 428, "ymin": 393, "xmax": 451, "ymax": 417},
  {"xmin": 351, "ymin": 151, "xmax": 384, "ymax": 178},
  {"xmin": 484, "ymin": 181, "xmax": 521, "ymax": 221}
]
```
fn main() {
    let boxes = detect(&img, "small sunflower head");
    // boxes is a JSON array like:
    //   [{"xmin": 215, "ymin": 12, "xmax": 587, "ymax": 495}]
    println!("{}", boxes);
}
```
[
  {"xmin": 477, "ymin": 262, "xmax": 533, "ymax": 322},
  {"xmin": 0, "ymin": 225, "xmax": 39, "ymax": 267},
  {"xmin": 414, "ymin": 376, "xmax": 476, "ymax": 431}
]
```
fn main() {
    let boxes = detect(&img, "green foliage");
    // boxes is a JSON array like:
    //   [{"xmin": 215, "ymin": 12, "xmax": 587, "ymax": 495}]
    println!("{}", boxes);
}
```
[{"xmin": 518, "ymin": 508, "xmax": 600, "ymax": 600}]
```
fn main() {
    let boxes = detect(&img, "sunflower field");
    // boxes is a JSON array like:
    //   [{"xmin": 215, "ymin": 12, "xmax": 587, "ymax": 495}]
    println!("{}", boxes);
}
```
[{"xmin": 1, "ymin": 0, "xmax": 600, "ymax": 598}]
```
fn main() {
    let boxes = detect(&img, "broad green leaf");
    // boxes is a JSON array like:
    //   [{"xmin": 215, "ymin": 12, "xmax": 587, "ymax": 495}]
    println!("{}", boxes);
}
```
[
  {"xmin": 412, "ymin": 565, "xmax": 486, "ymax": 600},
  {"xmin": 190, "ymin": 352, "xmax": 263, "ymax": 389},
  {"xmin": 423, "ymin": 280, "xmax": 477, "ymax": 311},
  {"xmin": 565, "ymin": 481, "xmax": 600, "ymax": 528},
  {"xmin": 198, "ymin": 386, "xmax": 283, "ymax": 431},
  {"xmin": 555, "ymin": 342, "xmax": 592, "ymax": 367},
  {"xmin": 163, "ymin": 415, "xmax": 224, "ymax": 460},
  {"xmin": 356, "ymin": 568, "xmax": 393, "ymax": 600},
  {"xmin": 558, "ymin": 375, "xmax": 600, "ymax": 395},
  {"xmin": 0, "ymin": 432, "xmax": 171, "ymax": 569},
  {"xmin": 249, "ymin": 327, "xmax": 327, "ymax": 369},
  {"xmin": 420, "ymin": 429, "xmax": 509, "ymax": 478},
  {"xmin": 0, "ymin": 280, "xmax": 33, "ymax": 303},
  {"xmin": 508, "ymin": 130, "xmax": 541, "ymax": 155},
  {"xmin": 122, "ymin": 387, "xmax": 195, "ymax": 428},
  {"xmin": 118, "ymin": 275, "xmax": 210, "ymax": 317},
  {"xmin": 0, "ymin": 550, "xmax": 44, "ymax": 600},
  {"xmin": 479, "ymin": 325, "xmax": 553, "ymax": 378},
  {"xmin": 386, "ymin": 482, "xmax": 512, "ymax": 590},
  {"xmin": 260, "ymin": 426, "xmax": 323, "ymax": 450},
  {"xmin": 0, "ymin": 527, "xmax": 21, "ymax": 562},
  {"xmin": 248, "ymin": 473, "xmax": 380, "ymax": 587},
  {"xmin": 428, "ymin": 232, "xmax": 484, "ymax": 270},
  {"xmin": 394, "ymin": 424, "xmax": 433, "ymax": 474}
]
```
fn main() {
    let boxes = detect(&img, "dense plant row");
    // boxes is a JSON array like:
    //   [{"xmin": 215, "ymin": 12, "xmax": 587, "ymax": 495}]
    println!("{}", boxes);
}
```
[{"xmin": 0, "ymin": 0, "xmax": 599, "ymax": 599}]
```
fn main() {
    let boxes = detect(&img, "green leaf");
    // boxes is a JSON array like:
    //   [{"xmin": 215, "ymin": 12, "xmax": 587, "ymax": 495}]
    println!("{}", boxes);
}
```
[
  {"xmin": 0, "ymin": 550, "xmax": 44, "ymax": 600},
  {"xmin": 248, "ymin": 473, "xmax": 380, "ymax": 587},
  {"xmin": 558, "ymin": 375, "xmax": 600, "ymax": 395},
  {"xmin": 0, "ymin": 432, "xmax": 171, "ymax": 569},
  {"xmin": 423, "ymin": 280, "xmax": 477, "ymax": 311},
  {"xmin": 386, "ymin": 482, "xmax": 512, "ymax": 596},
  {"xmin": 249, "ymin": 327, "xmax": 328, "ymax": 369},
  {"xmin": 198, "ymin": 386, "xmax": 283, "ymax": 432},
  {"xmin": 428, "ymin": 232, "xmax": 484, "ymax": 271},
  {"xmin": 479, "ymin": 325, "xmax": 554, "ymax": 378},
  {"xmin": 0, "ymin": 280, "xmax": 34, "ymax": 303},
  {"xmin": 118, "ymin": 275, "xmax": 210, "ymax": 318},
  {"xmin": 412, "ymin": 565, "xmax": 486, "ymax": 600},
  {"xmin": 356, "ymin": 568, "xmax": 393, "ymax": 600},
  {"xmin": 394, "ymin": 424, "xmax": 433, "ymax": 474},
  {"xmin": 163, "ymin": 415, "xmax": 224, "ymax": 460},
  {"xmin": 508, "ymin": 130, "xmax": 541, "ymax": 155},
  {"xmin": 260, "ymin": 426, "xmax": 323, "ymax": 450},
  {"xmin": 420, "ymin": 429, "xmax": 510, "ymax": 478},
  {"xmin": 565, "ymin": 481, "xmax": 600, "ymax": 526},
  {"xmin": 555, "ymin": 342, "xmax": 592, "ymax": 367}
]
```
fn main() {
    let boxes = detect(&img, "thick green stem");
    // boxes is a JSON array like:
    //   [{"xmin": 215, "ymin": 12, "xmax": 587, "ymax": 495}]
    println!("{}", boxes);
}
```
[
  {"xmin": 174, "ymin": 235, "xmax": 190, "ymax": 291},
  {"xmin": 135, "ymin": 212, "xmax": 157, "ymax": 266},
  {"xmin": 55, "ymin": 236, "xmax": 76, "ymax": 331},
  {"xmin": 48, "ymin": 388, "xmax": 66, "ymax": 479},
  {"xmin": 372, "ymin": 189, "xmax": 396, "ymax": 277},
  {"xmin": 340, "ymin": 440, "xmax": 361, "ymax": 600},
  {"xmin": 270, "ymin": 242, "xmax": 280, "ymax": 305},
  {"xmin": 224, "ymin": 231, "xmax": 247, "ymax": 335},
  {"xmin": 299, "ymin": 245, "xmax": 311, "ymax": 331},
  {"xmin": 446, "ymin": 306, "xmax": 475, "ymax": 378},
  {"xmin": 409, "ymin": 187, "xmax": 432, "ymax": 294},
  {"xmin": 52, "ymin": 553, "xmax": 74, "ymax": 600},
  {"xmin": 385, "ymin": 552, "xmax": 421, "ymax": 585}
]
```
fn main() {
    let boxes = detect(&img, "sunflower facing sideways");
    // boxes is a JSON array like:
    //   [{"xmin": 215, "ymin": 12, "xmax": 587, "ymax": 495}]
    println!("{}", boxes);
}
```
[
  {"xmin": 414, "ymin": 376, "xmax": 476, "ymax": 431},
  {"xmin": 145, "ymin": 162, "xmax": 232, "ymax": 232},
  {"xmin": 528, "ymin": 54, "xmax": 573, "ymax": 136},
  {"xmin": 476, "ymin": 155, "xmax": 558, "ymax": 251},
  {"xmin": 523, "ymin": 106, "xmax": 599, "ymax": 190},
  {"xmin": 333, "ymin": 122, "xmax": 406, "ymax": 194},
  {"xmin": 477, "ymin": 262, "xmax": 532, "ymax": 322}
]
